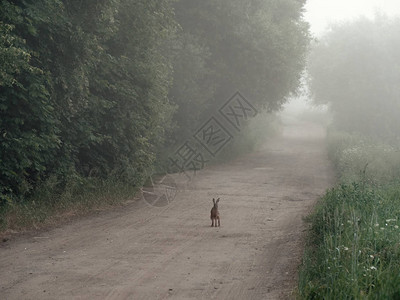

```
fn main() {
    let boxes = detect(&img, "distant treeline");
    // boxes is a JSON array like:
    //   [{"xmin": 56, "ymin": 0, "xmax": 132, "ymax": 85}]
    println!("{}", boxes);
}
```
[
  {"xmin": 309, "ymin": 16, "xmax": 400, "ymax": 142},
  {"xmin": 0, "ymin": 0, "xmax": 309, "ymax": 204}
]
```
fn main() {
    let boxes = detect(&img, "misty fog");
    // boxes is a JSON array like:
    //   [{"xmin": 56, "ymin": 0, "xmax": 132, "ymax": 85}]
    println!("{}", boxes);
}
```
[{"xmin": 2, "ymin": 1, "xmax": 400, "ymax": 298}]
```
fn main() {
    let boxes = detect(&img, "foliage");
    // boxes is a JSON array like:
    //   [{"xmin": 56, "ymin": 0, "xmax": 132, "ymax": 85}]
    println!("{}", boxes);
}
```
[
  {"xmin": 0, "ymin": 3, "xmax": 60, "ymax": 204},
  {"xmin": 298, "ymin": 130, "xmax": 400, "ymax": 299},
  {"xmin": 300, "ymin": 182, "xmax": 400, "ymax": 299},
  {"xmin": 0, "ymin": 0, "xmax": 177, "ymax": 205},
  {"xmin": 327, "ymin": 130, "xmax": 400, "ymax": 184},
  {"xmin": 0, "ymin": 175, "xmax": 139, "ymax": 232},
  {"xmin": 308, "ymin": 16, "xmax": 400, "ymax": 142},
  {"xmin": 169, "ymin": 0, "xmax": 310, "ymax": 146},
  {"xmin": 215, "ymin": 112, "xmax": 282, "ymax": 163},
  {"xmin": 1, "ymin": 0, "xmax": 310, "ymax": 227}
]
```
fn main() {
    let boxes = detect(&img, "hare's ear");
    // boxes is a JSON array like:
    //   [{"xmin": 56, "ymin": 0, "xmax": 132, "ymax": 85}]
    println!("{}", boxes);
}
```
[
  {"xmin": 213, "ymin": 198, "xmax": 215, "ymax": 204},
  {"xmin": 216, "ymin": 198, "xmax": 220, "ymax": 203}
]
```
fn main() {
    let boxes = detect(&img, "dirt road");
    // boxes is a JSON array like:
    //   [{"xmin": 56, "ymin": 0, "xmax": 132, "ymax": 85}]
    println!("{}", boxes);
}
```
[{"xmin": 0, "ymin": 121, "xmax": 333, "ymax": 299}]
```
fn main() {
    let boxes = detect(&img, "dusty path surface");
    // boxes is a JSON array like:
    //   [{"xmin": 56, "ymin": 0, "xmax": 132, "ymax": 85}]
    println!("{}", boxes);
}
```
[{"xmin": 0, "ymin": 121, "xmax": 333, "ymax": 300}]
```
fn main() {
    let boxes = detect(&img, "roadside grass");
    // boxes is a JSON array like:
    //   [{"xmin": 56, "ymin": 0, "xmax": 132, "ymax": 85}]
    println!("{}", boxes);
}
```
[
  {"xmin": 298, "ymin": 130, "xmax": 400, "ymax": 299},
  {"xmin": 0, "ymin": 177, "xmax": 138, "ymax": 236},
  {"xmin": 327, "ymin": 130, "xmax": 400, "ymax": 184}
]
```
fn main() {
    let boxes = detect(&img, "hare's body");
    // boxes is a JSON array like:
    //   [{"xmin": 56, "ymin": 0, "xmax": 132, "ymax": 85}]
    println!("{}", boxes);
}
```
[{"xmin": 210, "ymin": 198, "xmax": 220, "ymax": 227}]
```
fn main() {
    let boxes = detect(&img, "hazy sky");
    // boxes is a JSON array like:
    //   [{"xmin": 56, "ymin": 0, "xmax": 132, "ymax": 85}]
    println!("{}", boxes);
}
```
[{"xmin": 304, "ymin": 0, "xmax": 400, "ymax": 36}]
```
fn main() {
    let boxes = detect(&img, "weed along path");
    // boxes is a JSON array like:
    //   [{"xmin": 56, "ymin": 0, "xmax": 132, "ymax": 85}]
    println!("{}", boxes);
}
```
[{"xmin": 0, "ymin": 120, "xmax": 333, "ymax": 299}]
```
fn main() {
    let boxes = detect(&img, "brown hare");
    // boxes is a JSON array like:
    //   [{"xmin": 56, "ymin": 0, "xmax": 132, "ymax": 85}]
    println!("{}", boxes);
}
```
[{"xmin": 210, "ymin": 198, "xmax": 220, "ymax": 227}]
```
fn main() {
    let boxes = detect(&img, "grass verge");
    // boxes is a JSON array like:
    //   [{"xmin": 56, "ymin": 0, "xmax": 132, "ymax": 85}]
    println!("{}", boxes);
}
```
[
  {"xmin": 0, "ymin": 177, "xmax": 139, "ymax": 237},
  {"xmin": 298, "ymin": 130, "xmax": 400, "ymax": 299}
]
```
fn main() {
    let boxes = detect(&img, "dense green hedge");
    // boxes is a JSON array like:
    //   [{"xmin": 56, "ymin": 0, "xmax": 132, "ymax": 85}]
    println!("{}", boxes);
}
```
[{"xmin": 0, "ymin": 0, "xmax": 177, "ymax": 204}]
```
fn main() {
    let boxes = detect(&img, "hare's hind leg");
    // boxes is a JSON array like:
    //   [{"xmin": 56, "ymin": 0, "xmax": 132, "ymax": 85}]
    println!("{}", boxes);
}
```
[
  {"xmin": 217, "ymin": 216, "xmax": 220, "ymax": 227},
  {"xmin": 211, "ymin": 217, "xmax": 214, "ymax": 227}
]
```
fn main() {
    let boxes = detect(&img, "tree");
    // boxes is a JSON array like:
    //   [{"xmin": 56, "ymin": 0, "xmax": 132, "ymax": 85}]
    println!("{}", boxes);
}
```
[
  {"xmin": 169, "ymin": 0, "xmax": 310, "ymax": 144},
  {"xmin": 0, "ymin": 0, "xmax": 177, "ymax": 203},
  {"xmin": 1, "ymin": 0, "xmax": 310, "ymax": 204},
  {"xmin": 308, "ymin": 16, "xmax": 400, "ymax": 141},
  {"xmin": 0, "ymin": 2, "xmax": 60, "ymax": 203},
  {"xmin": 82, "ymin": 0, "xmax": 177, "ymax": 182}
]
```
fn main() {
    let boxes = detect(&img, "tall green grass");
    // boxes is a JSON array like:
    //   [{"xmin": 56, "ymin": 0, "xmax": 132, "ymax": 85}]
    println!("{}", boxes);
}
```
[{"xmin": 298, "ymin": 130, "xmax": 400, "ymax": 299}]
